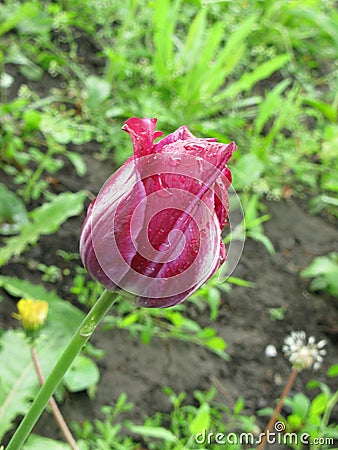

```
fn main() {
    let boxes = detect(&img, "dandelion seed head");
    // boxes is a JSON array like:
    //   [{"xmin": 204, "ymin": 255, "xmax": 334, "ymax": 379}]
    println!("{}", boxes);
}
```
[{"xmin": 282, "ymin": 331, "xmax": 327, "ymax": 371}]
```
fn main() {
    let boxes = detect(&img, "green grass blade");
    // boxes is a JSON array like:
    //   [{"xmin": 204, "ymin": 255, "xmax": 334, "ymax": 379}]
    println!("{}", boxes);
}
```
[
  {"xmin": 222, "ymin": 54, "xmax": 290, "ymax": 99},
  {"xmin": 179, "ymin": 20, "xmax": 224, "ymax": 105},
  {"xmin": 177, "ymin": 8, "xmax": 207, "ymax": 72},
  {"xmin": 200, "ymin": 54, "xmax": 289, "ymax": 118},
  {"xmin": 153, "ymin": 0, "xmax": 181, "ymax": 83},
  {"xmin": 201, "ymin": 15, "xmax": 258, "ymax": 96},
  {"xmin": 254, "ymin": 78, "xmax": 291, "ymax": 134}
]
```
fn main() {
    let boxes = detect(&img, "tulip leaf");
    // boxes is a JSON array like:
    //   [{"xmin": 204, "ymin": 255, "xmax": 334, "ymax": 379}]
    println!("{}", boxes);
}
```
[{"xmin": 0, "ymin": 191, "xmax": 86, "ymax": 266}]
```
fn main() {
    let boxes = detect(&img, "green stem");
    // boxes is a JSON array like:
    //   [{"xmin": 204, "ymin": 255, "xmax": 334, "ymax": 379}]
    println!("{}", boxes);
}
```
[{"xmin": 6, "ymin": 289, "xmax": 119, "ymax": 450}]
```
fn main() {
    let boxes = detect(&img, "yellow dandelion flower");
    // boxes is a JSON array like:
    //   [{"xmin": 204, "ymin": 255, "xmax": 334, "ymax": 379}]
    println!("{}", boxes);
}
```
[{"xmin": 13, "ymin": 299, "xmax": 49, "ymax": 333}]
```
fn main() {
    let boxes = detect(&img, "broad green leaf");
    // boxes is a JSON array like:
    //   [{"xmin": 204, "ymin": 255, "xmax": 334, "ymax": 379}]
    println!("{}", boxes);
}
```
[
  {"xmin": 0, "ymin": 3, "xmax": 40, "ymax": 36},
  {"xmin": 166, "ymin": 311, "xmax": 184, "ymax": 327},
  {"xmin": 118, "ymin": 313, "xmax": 139, "ymax": 328},
  {"xmin": 153, "ymin": 0, "xmax": 180, "ymax": 81},
  {"xmin": 23, "ymin": 109, "xmax": 42, "ymax": 130},
  {"xmin": 40, "ymin": 114, "xmax": 72, "ymax": 144},
  {"xmin": 140, "ymin": 320, "xmax": 153, "ymax": 344},
  {"xmin": 327, "ymin": 364, "xmax": 338, "ymax": 378},
  {"xmin": 321, "ymin": 172, "xmax": 338, "ymax": 193},
  {"xmin": 204, "ymin": 336, "xmax": 227, "ymax": 351},
  {"xmin": 287, "ymin": 414, "xmax": 303, "ymax": 429},
  {"xmin": 0, "ymin": 275, "xmax": 84, "ymax": 342},
  {"xmin": 23, "ymin": 434, "xmax": 71, "ymax": 450},
  {"xmin": 86, "ymin": 76, "xmax": 111, "ymax": 109},
  {"xmin": 129, "ymin": 425, "xmax": 179, "ymax": 443},
  {"xmin": 20, "ymin": 61, "xmax": 43, "ymax": 81},
  {"xmin": 189, "ymin": 403, "xmax": 210, "ymax": 435},
  {"xmin": 232, "ymin": 154, "xmax": 264, "ymax": 190},
  {"xmin": 0, "ymin": 331, "xmax": 37, "ymax": 439},
  {"xmin": 300, "ymin": 253, "xmax": 338, "ymax": 296},
  {"xmin": 198, "ymin": 327, "xmax": 216, "ymax": 339},
  {"xmin": 301, "ymin": 253, "xmax": 338, "ymax": 278},
  {"xmin": 0, "ymin": 183, "xmax": 29, "ymax": 235},
  {"xmin": 63, "ymin": 356, "xmax": 100, "ymax": 393},
  {"xmin": 309, "ymin": 392, "xmax": 328, "ymax": 416},
  {"xmin": 0, "ymin": 72, "xmax": 14, "ymax": 88},
  {"xmin": 0, "ymin": 276, "xmax": 94, "ymax": 440},
  {"xmin": 292, "ymin": 393, "xmax": 310, "ymax": 420},
  {"xmin": 0, "ymin": 191, "xmax": 86, "ymax": 266},
  {"xmin": 234, "ymin": 397, "xmax": 245, "ymax": 415},
  {"xmin": 67, "ymin": 151, "xmax": 87, "ymax": 177},
  {"xmin": 153, "ymin": 0, "xmax": 173, "ymax": 79}
]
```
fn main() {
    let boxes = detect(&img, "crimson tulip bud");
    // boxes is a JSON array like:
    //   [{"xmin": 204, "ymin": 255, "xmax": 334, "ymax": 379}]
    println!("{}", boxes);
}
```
[{"xmin": 80, "ymin": 118, "xmax": 236, "ymax": 307}]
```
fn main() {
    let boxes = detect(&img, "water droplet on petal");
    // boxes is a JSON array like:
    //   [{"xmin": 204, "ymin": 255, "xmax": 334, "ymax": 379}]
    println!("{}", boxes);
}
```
[
  {"xmin": 156, "ymin": 175, "xmax": 173, "ymax": 197},
  {"xmin": 195, "ymin": 156, "xmax": 205, "ymax": 174},
  {"xmin": 184, "ymin": 143, "xmax": 206, "ymax": 152},
  {"xmin": 169, "ymin": 155, "xmax": 182, "ymax": 167}
]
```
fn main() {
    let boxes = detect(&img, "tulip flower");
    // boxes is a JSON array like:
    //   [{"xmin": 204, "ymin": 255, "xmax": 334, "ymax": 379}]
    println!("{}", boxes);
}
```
[{"xmin": 80, "ymin": 118, "xmax": 236, "ymax": 308}]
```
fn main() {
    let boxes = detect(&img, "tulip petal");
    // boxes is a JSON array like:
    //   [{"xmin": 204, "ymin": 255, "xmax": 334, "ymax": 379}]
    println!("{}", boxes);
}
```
[{"xmin": 122, "ymin": 117, "xmax": 163, "ymax": 157}]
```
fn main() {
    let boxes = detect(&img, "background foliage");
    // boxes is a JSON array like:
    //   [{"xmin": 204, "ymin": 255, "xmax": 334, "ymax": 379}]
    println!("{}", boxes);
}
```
[{"xmin": 0, "ymin": 0, "xmax": 337, "ymax": 448}]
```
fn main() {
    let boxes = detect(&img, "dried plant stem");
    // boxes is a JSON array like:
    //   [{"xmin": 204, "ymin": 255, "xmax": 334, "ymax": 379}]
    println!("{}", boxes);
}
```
[
  {"xmin": 257, "ymin": 368, "xmax": 299, "ymax": 450},
  {"xmin": 30, "ymin": 346, "xmax": 79, "ymax": 450}
]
